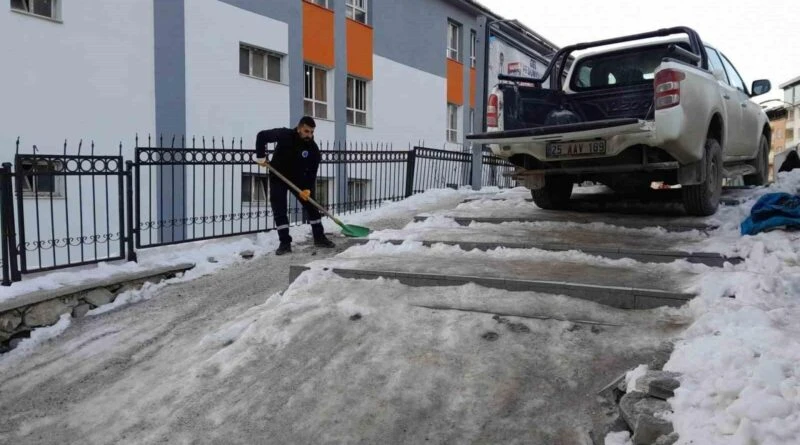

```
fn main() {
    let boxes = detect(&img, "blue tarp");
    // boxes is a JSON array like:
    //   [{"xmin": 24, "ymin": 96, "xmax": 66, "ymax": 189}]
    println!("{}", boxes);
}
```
[{"xmin": 740, "ymin": 193, "xmax": 800, "ymax": 236}]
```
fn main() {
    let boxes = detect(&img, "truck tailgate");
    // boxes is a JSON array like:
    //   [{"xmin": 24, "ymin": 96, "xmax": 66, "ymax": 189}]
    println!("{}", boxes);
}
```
[{"xmin": 466, "ymin": 118, "xmax": 652, "ymax": 144}]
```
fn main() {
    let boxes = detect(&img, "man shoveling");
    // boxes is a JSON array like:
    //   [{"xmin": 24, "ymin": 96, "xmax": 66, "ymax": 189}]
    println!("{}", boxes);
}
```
[{"xmin": 255, "ymin": 116, "xmax": 335, "ymax": 255}]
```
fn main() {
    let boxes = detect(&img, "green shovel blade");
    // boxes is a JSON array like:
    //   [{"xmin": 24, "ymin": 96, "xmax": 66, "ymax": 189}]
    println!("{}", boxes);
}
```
[{"xmin": 340, "ymin": 224, "xmax": 371, "ymax": 238}]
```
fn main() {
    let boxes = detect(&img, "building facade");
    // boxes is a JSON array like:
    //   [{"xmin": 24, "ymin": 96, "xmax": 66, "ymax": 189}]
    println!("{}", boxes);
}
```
[
  {"xmin": 779, "ymin": 75, "xmax": 800, "ymax": 148},
  {"xmin": 2, "ymin": 0, "xmax": 559, "ymax": 157}
]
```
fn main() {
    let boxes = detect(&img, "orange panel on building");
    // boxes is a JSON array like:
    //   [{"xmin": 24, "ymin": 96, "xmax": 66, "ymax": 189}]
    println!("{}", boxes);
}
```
[
  {"xmin": 346, "ymin": 19, "xmax": 373, "ymax": 79},
  {"xmin": 469, "ymin": 68, "xmax": 476, "ymax": 108},
  {"xmin": 447, "ymin": 59, "xmax": 464, "ymax": 105},
  {"xmin": 303, "ymin": 1, "xmax": 334, "ymax": 67}
]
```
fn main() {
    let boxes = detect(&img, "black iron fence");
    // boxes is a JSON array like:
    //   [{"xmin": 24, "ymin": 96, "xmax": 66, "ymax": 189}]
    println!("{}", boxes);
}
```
[{"xmin": 0, "ymin": 140, "xmax": 516, "ymax": 285}]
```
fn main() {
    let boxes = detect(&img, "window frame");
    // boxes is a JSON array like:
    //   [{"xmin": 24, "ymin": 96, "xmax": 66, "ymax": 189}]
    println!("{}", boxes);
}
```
[
  {"xmin": 241, "ymin": 172, "xmax": 268, "ymax": 204},
  {"xmin": 347, "ymin": 179, "xmax": 369, "ymax": 210},
  {"xmin": 239, "ymin": 43, "xmax": 284, "ymax": 83},
  {"xmin": 346, "ymin": 76, "xmax": 369, "ymax": 127},
  {"xmin": 447, "ymin": 103, "xmax": 459, "ymax": 143},
  {"xmin": 20, "ymin": 160, "xmax": 65, "ymax": 198},
  {"xmin": 345, "ymin": 0, "xmax": 368, "ymax": 24},
  {"xmin": 10, "ymin": 0, "xmax": 61, "ymax": 21},
  {"xmin": 704, "ymin": 47, "xmax": 730, "ymax": 85},
  {"xmin": 304, "ymin": 64, "xmax": 329, "ymax": 120},
  {"xmin": 469, "ymin": 30, "xmax": 477, "ymax": 68},
  {"xmin": 447, "ymin": 21, "xmax": 462, "ymax": 62},
  {"xmin": 308, "ymin": 0, "xmax": 329, "ymax": 8},
  {"xmin": 718, "ymin": 52, "xmax": 749, "ymax": 95}
]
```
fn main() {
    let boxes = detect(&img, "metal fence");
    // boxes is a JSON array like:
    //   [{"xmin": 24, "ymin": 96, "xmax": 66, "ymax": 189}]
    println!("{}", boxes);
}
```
[{"xmin": 0, "ymin": 139, "xmax": 516, "ymax": 285}]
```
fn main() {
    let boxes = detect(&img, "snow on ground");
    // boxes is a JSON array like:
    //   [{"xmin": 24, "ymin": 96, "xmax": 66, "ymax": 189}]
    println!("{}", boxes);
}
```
[
  {"xmin": 659, "ymin": 171, "xmax": 800, "ymax": 445},
  {"xmin": 0, "ymin": 268, "xmax": 678, "ymax": 444},
  {"xmin": 0, "ymin": 187, "xmax": 495, "ymax": 304}
]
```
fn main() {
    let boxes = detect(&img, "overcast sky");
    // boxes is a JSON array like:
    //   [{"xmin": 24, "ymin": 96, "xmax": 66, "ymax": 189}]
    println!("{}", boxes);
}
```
[{"xmin": 481, "ymin": 0, "xmax": 799, "ymax": 104}]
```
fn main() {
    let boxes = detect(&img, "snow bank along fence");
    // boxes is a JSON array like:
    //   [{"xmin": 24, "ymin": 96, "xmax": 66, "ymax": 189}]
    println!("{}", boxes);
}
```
[{"xmin": 0, "ymin": 138, "xmax": 515, "ymax": 285}]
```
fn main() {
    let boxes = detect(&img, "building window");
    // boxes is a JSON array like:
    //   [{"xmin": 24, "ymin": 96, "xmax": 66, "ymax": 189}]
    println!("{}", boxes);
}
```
[
  {"xmin": 10, "ymin": 0, "xmax": 59, "ymax": 20},
  {"xmin": 20, "ymin": 160, "xmax": 64, "ymax": 197},
  {"xmin": 447, "ymin": 103, "xmax": 459, "ymax": 142},
  {"xmin": 347, "ymin": 77, "xmax": 368, "ymax": 126},
  {"xmin": 315, "ymin": 178, "xmax": 331, "ymax": 209},
  {"xmin": 348, "ymin": 179, "xmax": 369, "ymax": 210},
  {"xmin": 308, "ymin": 0, "xmax": 328, "ymax": 7},
  {"xmin": 447, "ymin": 21, "xmax": 461, "ymax": 61},
  {"xmin": 304, "ymin": 65, "xmax": 328, "ymax": 119},
  {"xmin": 242, "ymin": 173, "xmax": 268, "ymax": 204},
  {"xmin": 239, "ymin": 44, "xmax": 282, "ymax": 83},
  {"xmin": 345, "ymin": 0, "xmax": 367, "ymax": 24},
  {"xmin": 470, "ymin": 31, "xmax": 477, "ymax": 68}
]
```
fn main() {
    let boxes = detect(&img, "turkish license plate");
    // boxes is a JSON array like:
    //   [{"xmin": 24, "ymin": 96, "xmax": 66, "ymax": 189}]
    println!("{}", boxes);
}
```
[{"xmin": 546, "ymin": 140, "xmax": 607, "ymax": 158}]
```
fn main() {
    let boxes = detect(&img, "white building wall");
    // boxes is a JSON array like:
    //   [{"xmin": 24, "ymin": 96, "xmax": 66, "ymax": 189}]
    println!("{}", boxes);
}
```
[
  {"xmin": 184, "ymin": 0, "xmax": 290, "ymax": 145},
  {"xmin": 0, "ymin": 1, "xmax": 155, "ymax": 158},
  {"xmin": 350, "ymin": 55, "xmax": 448, "ymax": 151},
  {"xmin": 0, "ymin": 1, "xmax": 154, "ymax": 270},
  {"xmin": 181, "ymin": 0, "xmax": 291, "ymax": 239}
]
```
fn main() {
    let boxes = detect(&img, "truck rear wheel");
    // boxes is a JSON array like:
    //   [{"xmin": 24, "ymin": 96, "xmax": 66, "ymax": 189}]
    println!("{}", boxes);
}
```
[
  {"xmin": 682, "ymin": 137, "xmax": 722, "ymax": 216},
  {"xmin": 744, "ymin": 134, "xmax": 769, "ymax": 186},
  {"xmin": 531, "ymin": 176, "xmax": 573, "ymax": 210}
]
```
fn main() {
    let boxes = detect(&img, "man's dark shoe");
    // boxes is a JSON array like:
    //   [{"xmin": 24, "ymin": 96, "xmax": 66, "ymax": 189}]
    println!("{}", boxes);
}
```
[
  {"xmin": 314, "ymin": 236, "xmax": 336, "ymax": 248},
  {"xmin": 275, "ymin": 242, "xmax": 292, "ymax": 255}
]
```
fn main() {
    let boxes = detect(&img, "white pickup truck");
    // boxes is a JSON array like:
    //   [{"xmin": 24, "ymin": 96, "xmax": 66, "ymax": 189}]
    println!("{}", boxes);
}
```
[{"xmin": 467, "ymin": 27, "xmax": 773, "ymax": 216}]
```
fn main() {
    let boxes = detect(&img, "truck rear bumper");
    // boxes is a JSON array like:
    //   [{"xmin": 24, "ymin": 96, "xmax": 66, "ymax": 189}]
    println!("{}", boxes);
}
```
[{"xmin": 507, "ymin": 161, "xmax": 679, "ymax": 177}]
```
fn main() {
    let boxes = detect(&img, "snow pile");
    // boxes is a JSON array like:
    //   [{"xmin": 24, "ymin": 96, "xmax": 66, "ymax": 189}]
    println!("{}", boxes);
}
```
[
  {"xmin": 625, "ymin": 364, "xmax": 650, "ymax": 393},
  {"xmin": 662, "ymin": 170, "xmax": 800, "ymax": 445}
]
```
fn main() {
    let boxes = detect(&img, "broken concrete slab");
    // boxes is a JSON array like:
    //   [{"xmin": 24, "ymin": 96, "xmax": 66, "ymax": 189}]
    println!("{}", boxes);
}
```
[
  {"xmin": 619, "ymin": 391, "xmax": 674, "ymax": 444},
  {"xmin": 633, "ymin": 370, "xmax": 681, "ymax": 400},
  {"xmin": 631, "ymin": 414, "xmax": 674, "ymax": 445}
]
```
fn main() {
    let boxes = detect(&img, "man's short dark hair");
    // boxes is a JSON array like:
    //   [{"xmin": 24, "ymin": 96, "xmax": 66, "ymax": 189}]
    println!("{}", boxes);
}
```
[{"xmin": 298, "ymin": 116, "xmax": 316, "ymax": 128}]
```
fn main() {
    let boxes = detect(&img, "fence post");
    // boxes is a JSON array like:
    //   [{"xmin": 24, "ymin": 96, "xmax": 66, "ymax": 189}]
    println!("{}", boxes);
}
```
[
  {"xmin": 125, "ymin": 161, "xmax": 137, "ymax": 262},
  {"xmin": 471, "ymin": 144, "xmax": 483, "ymax": 190},
  {"xmin": 1, "ymin": 162, "xmax": 20, "ymax": 283},
  {"xmin": 405, "ymin": 147, "xmax": 417, "ymax": 198},
  {"xmin": 0, "ymin": 165, "xmax": 11, "ymax": 286}
]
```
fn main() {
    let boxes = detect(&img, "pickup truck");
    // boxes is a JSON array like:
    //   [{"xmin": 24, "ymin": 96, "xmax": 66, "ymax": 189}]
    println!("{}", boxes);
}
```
[{"xmin": 467, "ymin": 27, "xmax": 772, "ymax": 216}]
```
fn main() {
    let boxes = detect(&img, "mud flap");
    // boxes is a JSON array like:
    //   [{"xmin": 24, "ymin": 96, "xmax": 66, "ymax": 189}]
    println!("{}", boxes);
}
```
[
  {"xmin": 678, "ymin": 155, "xmax": 706, "ymax": 186},
  {"xmin": 521, "ymin": 173, "xmax": 545, "ymax": 190}
]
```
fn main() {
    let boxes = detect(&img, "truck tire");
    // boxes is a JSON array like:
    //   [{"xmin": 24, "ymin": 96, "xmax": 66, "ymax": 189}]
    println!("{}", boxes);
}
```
[
  {"xmin": 682, "ymin": 137, "xmax": 722, "ymax": 216},
  {"xmin": 744, "ymin": 134, "xmax": 769, "ymax": 186},
  {"xmin": 531, "ymin": 175, "xmax": 573, "ymax": 210}
]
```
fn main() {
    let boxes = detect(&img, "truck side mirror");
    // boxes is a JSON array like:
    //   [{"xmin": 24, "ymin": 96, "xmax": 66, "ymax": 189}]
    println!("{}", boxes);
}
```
[{"xmin": 751, "ymin": 79, "xmax": 771, "ymax": 97}]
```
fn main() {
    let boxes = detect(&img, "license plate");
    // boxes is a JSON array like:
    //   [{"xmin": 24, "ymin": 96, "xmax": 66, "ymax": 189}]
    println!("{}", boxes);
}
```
[{"xmin": 546, "ymin": 140, "xmax": 607, "ymax": 158}]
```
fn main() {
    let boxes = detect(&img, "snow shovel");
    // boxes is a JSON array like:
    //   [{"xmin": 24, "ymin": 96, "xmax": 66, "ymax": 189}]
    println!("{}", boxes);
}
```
[{"xmin": 260, "ymin": 162, "xmax": 371, "ymax": 238}]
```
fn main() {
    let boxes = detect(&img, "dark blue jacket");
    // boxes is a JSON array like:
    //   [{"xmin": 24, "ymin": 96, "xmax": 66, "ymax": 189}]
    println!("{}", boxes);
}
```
[{"xmin": 255, "ymin": 127, "xmax": 321, "ymax": 189}]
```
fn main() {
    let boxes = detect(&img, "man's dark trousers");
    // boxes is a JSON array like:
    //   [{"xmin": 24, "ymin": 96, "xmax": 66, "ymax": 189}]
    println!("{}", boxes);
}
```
[{"xmin": 267, "ymin": 176, "xmax": 324, "ymax": 244}]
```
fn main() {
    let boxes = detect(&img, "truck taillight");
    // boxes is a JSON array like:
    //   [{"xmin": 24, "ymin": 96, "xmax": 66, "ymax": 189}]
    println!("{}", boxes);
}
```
[
  {"xmin": 487, "ymin": 94, "xmax": 499, "ymax": 127},
  {"xmin": 654, "ymin": 69, "xmax": 685, "ymax": 110}
]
